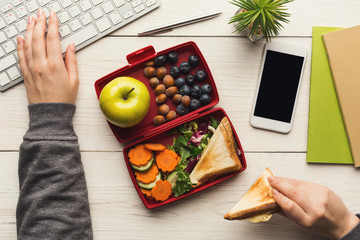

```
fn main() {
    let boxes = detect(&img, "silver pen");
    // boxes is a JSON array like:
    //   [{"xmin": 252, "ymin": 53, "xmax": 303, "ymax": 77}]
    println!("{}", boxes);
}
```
[{"xmin": 138, "ymin": 11, "xmax": 222, "ymax": 36}]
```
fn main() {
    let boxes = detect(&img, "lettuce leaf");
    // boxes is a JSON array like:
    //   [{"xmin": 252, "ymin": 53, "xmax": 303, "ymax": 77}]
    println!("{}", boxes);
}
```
[{"xmin": 172, "ymin": 171, "xmax": 193, "ymax": 197}]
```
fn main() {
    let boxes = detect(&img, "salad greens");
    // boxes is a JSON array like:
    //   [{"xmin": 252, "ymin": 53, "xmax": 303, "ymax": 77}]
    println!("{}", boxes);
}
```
[{"xmin": 167, "ymin": 116, "xmax": 220, "ymax": 197}]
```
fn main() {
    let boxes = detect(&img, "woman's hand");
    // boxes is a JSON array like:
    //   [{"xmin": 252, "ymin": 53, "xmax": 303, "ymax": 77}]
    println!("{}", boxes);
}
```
[
  {"xmin": 17, "ymin": 9, "xmax": 79, "ymax": 104},
  {"xmin": 268, "ymin": 176, "xmax": 360, "ymax": 240}
]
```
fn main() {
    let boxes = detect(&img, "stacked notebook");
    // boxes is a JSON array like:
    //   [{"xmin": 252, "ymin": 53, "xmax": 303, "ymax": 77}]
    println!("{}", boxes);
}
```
[{"xmin": 307, "ymin": 26, "xmax": 360, "ymax": 167}]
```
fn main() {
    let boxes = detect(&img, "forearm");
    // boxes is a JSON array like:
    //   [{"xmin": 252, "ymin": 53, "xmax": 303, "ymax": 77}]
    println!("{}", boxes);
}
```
[{"xmin": 17, "ymin": 103, "xmax": 92, "ymax": 239}]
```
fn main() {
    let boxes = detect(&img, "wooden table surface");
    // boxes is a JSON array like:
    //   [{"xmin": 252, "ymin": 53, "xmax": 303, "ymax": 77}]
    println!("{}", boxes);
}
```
[{"xmin": 1, "ymin": 0, "xmax": 360, "ymax": 239}]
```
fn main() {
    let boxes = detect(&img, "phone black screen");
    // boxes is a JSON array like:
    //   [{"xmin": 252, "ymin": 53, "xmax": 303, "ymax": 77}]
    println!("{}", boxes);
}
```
[{"xmin": 254, "ymin": 50, "xmax": 304, "ymax": 123}]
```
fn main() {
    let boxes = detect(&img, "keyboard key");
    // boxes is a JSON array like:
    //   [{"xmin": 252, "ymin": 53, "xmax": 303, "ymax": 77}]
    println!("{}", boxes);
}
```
[
  {"xmin": 5, "ymin": 26, "xmax": 18, "ymax": 38},
  {"xmin": 80, "ymin": 13, "xmax": 92, "ymax": 25},
  {"xmin": 15, "ymin": 6, "xmax": 28, "ymax": 18},
  {"xmin": 26, "ymin": 0, "xmax": 39, "ymax": 12},
  {"xmin": 3, "ymin": 41, "xmax": 16, "ymax": 53},
  {"xmin": 79, "ymin": 0, "xmax": 92, "ymax": 11},
  {"xmin": 7, "ymin": 66, "xmax": 20, "ymax": 80},
  {"xmin": 59, "ymin": 25, "xmax": 71, "ymax": 37},
  {"xmin": 131, "ymin": 0, "xmax": 142, "ymax": 7},
  {"xmin": 49, "ymin": 2, "xmax": 61, "ymax": 13},
  {"xmin": 145, "ymin": 0, "xmax": 156, "ymax": 7},
  {"xmin": 2, "ymin": 4, "xmax": 12, "ymax": 13},
  {"xmin": 13, "ymin": 0, "xmax": 24, "ymax": 7},
  {"xmin": 112, "ymin": 0, "xmax": 125, "ymax": 8},
  {"xmin": 0, "ymin": 32, "xmax": 6, "ymax": 43},
  {"xmin": 134, "ymin": 4, "xmax": 145, "ymax": 13},
  {"xmin": 61, "ymin": 25, "xmax": 97, "ymax": 53},
  {"xmin": 102, "ymin": 1, "xmax": 114, "ymax": 14},
  {"xmin": 58, "ymin": 11, "xmax": 70, "ymax": 23},
  {"xmin": 59, "ymin": 0, "xmax": 72, "ymax": 8},
  {"xmin": 92, "ymin": 0, "xmax": 103, "ymax": 5},
  {"xmin": 0, "ymin": 47, "xmax": 5, "ymax": 57},
  {"xmin": 91, "ymin": 7, "xmax": 103, "ymax": 19},
  {"xmin": 0, "ymin": 18, "xmax": 6, "ymax": 29},
  {"xmin": 38, "ymin": 0, "xmax": 49, "ymax": 6},
  {"xmin": 96, "ymin": 17, "xmax": 111, "ymax": 32},
  {"xmin": 69, "ymin": 5, "xmax": 81, "ymax": 17},
  {"xmin": 69, "ymin": 19, "xmax": 81, "ymax": 31},
  {"xmin": 16, "ymin": 20, "xmax": 27, "ymax": 32},
  {"xmin": 5, "ymin": 12, "xmax": 17, "ymax": 24},
  {"xmin": 109, "ymin": 11, "xmax": 122, "ymax": 25},
  {"xmin": 0, "ymin": 54, "xmax": 16, "ymax": 72},
  {"xmin": 123, "ymin": 10, "xmax": 134, "ymax": 19},
  {"xmin": 43, "ymin": 7, "xmax": 50, "ymax": 18},
  {"xmin": 0, "ymin": 72, "xmax": 10, "ymax": 86}
]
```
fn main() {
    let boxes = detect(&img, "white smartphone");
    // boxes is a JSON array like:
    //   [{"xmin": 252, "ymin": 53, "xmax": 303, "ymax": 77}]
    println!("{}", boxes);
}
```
[{"xmin": 250, "ymin": 41, "xmax": 307, "ymax": 133}]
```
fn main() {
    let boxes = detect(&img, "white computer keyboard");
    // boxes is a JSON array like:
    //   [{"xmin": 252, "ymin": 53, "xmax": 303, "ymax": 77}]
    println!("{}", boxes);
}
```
[{"xmin": 0, "ymin": 0, "xmax": 160, "ymax": 91}]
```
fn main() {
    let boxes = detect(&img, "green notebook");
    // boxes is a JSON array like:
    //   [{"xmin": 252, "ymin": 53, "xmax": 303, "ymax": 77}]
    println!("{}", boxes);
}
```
[{"xmin": 306, "ymin": 26, "xmax": 353, "ymax": 164}]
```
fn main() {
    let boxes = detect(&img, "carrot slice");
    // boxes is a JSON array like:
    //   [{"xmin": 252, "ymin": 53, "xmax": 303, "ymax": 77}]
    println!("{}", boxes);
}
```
[
  {"xmin": 140, "ymin": 188, "xmax": 153, "ymax": 199},
  {"xmin": 135, "ymin": 164, "xmax": 159, "ymax": 184},
  {"xmin": 151, "ymin": 180, "xmax": 172, "ymax": 201},
  {"xmin": 156, "ymin": 149, "xmax": 179, "ymax": 172},
  {"xmin": 128, "ymin": 145, "xmax": 153, "ymax": 167},
  {"xmin": 145, "ymin": 143, "xmax": 166, "ymax": 151}
]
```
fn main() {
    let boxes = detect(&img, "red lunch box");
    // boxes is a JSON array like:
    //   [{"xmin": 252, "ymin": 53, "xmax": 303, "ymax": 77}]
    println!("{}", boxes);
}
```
[{"xmin": 94, "ymin": 41, "xmax": 247, "ymax": 209}]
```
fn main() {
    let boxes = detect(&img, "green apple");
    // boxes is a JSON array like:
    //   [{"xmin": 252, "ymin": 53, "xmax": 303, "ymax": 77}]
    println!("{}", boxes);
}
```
[{"xmin": 99, "ymin": 76, "xmax": 150, "ymax": 128}]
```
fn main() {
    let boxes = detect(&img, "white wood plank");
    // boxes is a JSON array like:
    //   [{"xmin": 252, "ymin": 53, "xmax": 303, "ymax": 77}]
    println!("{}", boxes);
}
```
[
  {"xmin": 1, "ymin": 152, "xmax": 359, "ymax": 239},
  {"xmin": 0, "ymin": 37, "xmax": 311, "ymax": 152},
  {"xmin": 108, "ymin": 0, "xmax": 360, "ymax": 37}
]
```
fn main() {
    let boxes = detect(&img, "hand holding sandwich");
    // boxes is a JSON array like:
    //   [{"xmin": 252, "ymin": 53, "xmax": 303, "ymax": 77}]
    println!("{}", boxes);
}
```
[{"xmin": 268, "ymin": 176, "xmax": 360, "ymax": 240}]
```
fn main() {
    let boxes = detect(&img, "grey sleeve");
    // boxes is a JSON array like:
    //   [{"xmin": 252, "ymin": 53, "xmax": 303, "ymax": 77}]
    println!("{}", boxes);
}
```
[
  {"xmin": 16, "ymin": 103, "xmax": 93, "ymax": 240},
  {"xmin": 339, "ymin": 215, "xmax": 360, "ymax": 240}
]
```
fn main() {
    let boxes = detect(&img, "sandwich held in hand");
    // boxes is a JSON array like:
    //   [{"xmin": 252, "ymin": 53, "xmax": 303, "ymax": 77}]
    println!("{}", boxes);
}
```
[
  {"xmin": 189, "ymin": 117, "xmax": 242, "ymax": 186},
  {"xmin": 224, "ymin": 168, "xmax": 280, "ymax": 222},
  {"xmin": 99, "ymin": 76, "xmax": 150, "ymax": 128}
]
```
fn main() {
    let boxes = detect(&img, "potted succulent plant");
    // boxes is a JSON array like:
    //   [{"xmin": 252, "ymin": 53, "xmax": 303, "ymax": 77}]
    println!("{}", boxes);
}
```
[{"xmin": 229, "ymin": 0, "xmax": 294, "ymax": 42}]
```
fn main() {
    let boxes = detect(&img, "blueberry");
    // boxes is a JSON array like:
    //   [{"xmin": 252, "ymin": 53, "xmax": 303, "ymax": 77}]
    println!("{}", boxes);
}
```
[
  {"xmin": 179, "ymin": 62, "xmax": 191, "ymax": 74},
  {"xmin": 190, "ymin": 98, "xmax": 201, "ymax": 110},
  {"xmin": 179, "ymin": 85, "xmax": 191, "ymax": 96},
  {"xmin": 169, "ymin": 66, "xmax": 181, "ymax": 78},
  {"xmin": 167, "ymin": 52, "xmax": 178, "ymax": 64},
  {"xmin": 175, "ymin": 77, "xmax": 186, "ymax": 88},
  {"xmin": 200, "ymin": 94, "xmax": 211, "ymax": 105},
  {"xmin": 195, "ymin": 70, "xmax": 206, "ymax": 82},
  {"xmin": 177, "ymin": 104, "xmax": 189, "ymax": 116},
  {"xmin": 191, "ymin": 84, "xmax": 202, "ymax": 98},
  {"xmin": 200, "ymin": 84, "xmax": 212, "ymax": 94},
  {"xmin": 188, "ymin": 55, "xmax": 199, "ymax": 67},
  {"xmin": 154, "ymin": 55, "xmax": 167, "ymax": 67},
  {"xmin": 185, "ymin": 74, "xmax": 195, "ymax": 86}
]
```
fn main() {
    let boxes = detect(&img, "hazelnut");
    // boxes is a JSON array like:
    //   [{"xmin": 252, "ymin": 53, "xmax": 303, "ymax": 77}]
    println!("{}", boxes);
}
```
[
  {"xmin": 153, "ymin": 115, "xmax": 166, "ymax": 126},
  {"xmin": 156, "ymin": 94, "xmax": 167, "ymax": 104},
  {"xmin": 165, "ymin": 86, "xmax": 178, "ymax": 97},
  {"xmin": 172, "ymin": 94, "xmax": 182, "ymax": 105},
  {"xmin": 154, "ymin": 84, "xmax": 166, "ymax": 95},
  {"xmin": 149, "ymin": 77, "xmax": 160, "ymax": 88},
  {"xmin": 182, "ymin": 95, "xmax": 191, "ymax": 107},
  {"xmin": 144, "ymin": 67, "xmax": 156, "ymax": 78},
  {"xmin": 163, "ymin": 75, "xmax": 175, "ymax": 88},
  {"xmin": 156, "ymin": 67, "xmax": 167, "ymax": 80},
  {"xmin": 165, "ymin": 111, "xmax": 177, "ymax": 121},
  {"xmin": 145, "ymin": 60, "xmax": 155, "ymax": 67},
  {"xmin": 158, "ymin": 104, "xmax": 170, "ymax": 115}
]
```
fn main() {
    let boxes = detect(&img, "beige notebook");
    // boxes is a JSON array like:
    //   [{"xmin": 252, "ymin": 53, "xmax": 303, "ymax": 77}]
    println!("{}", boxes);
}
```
[{"xmin": 322, "ymin": 25, "xmax": 360, "ymax": 167}]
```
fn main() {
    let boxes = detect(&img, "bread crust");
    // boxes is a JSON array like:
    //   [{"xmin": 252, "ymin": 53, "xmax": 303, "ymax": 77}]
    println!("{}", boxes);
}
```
[
  {"xmin": 190, "ymin": 117, "xmax": 242, "ymax": 186},
  {"xmin": 224, "ymin": 202, "xmax": 280, "ymax": 220}
]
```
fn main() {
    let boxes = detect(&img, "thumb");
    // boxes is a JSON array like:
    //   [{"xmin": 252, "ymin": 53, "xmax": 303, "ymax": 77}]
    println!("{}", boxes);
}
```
[{"xmin": 65, "ymin": 43, "xmax": 79, "ymax": 84}]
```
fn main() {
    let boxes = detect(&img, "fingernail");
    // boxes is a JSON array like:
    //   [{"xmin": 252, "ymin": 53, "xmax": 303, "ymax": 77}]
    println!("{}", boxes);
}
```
[
  {"xmin": 38, "ymin": 8, "xmax": 43, "ymax": 17},
  {"xmin": 50, "ymin": 10, "xmax": 54, "ymax": 18},
  {"xmin": 268, "ymin": 176, "xmax": 274, "ymax": 182},
  {"xmin": 272, "ymin": 188, "xmax": 279, "ymax": 196},
  {"xmin": 17, "ymin": 36, "xmax": 22, "ymax": 45},
  {"xmin": 70, "ymin": 42, "xmax": 75, "ymax": 52},
  {"xmin": 28, "ymin": 16, "xmax": 33, "ymax": 24}
]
